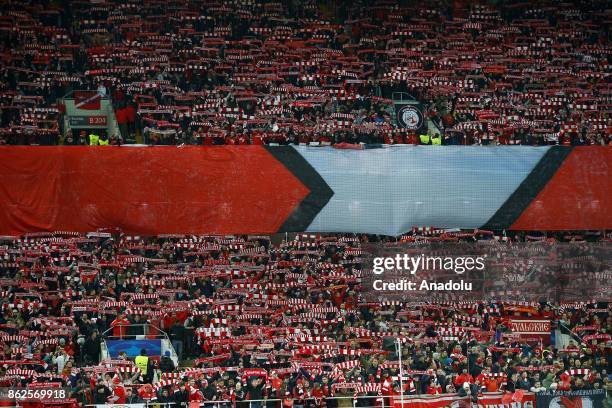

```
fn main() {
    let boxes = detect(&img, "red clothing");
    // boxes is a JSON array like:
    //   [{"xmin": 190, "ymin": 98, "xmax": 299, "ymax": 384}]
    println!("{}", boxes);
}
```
[
  {"xmin": 112, "ymin": 385, "xmax": 126, "ymax": 404},
  {"xmin": 125, "ymin": 105, "xmax": 136, "ymax": 123},
  {"xmin": 111, "ymin": 317, "xmax": 130, "ymax": 338},
  {"xmin": 455, "ymin": 373, "xmax": 474, "ymax": 386},
  {"xmin": 426, "ymin": 385, "xmax": 442, "ymax": 395},
  {"xmin": 252, "ymin": 132, "xmax": 264, "ymax": 145},
  {"xmin": 187, "ymin": 386, "xmax": 204, "ymax": 401},
  {"xmin": 330, "ymin": 285, "xmax": 347, "ymax": 307},
  {"xmin": 63, "ymin": 343, "xmax": 75, "ymax": 356},
  {"xmin": 486, "ymin": 378, "xmax": 501, "ymax": 392},
  {"xmin": 311, "ymin": 388, "xmax": 324, "ymax": 398},
  {"xmin": 161, "ymin": 314, "xmax": 175, "ymax": 330},
  {"xmin": 138, "ymin": 384, "xmax": 155, "ymax": 400},
  {"xmin": 115, "ymin": 108, "xmax": 128, "ymax": 124},
  {"xmin": 475, "ymin": 373, "xmax": 487, "ymax": 385},
  {"xmin": 407, "ymin": 133, "xmax": 420, "ymax": 144},
  {"xmin": 271, "ymin": 378, "xmax": 282, "ymax": 391},
  {"xmin": 175, "ymin": 311, "xmax": 189, "ymax": 324}
]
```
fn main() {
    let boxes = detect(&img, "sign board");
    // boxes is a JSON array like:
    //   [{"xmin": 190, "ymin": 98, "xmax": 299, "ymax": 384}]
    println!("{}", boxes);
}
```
[
  {"xmin": 508, "ymin": 319, "xmax": 551, "ymax": 334},
  {"xmin": 105, "ymin": 339, "xmax": 161, "ymax": 358},
  {"xmin": 69, "ymin": 115, "xmax": 107, "ymax": 127}
]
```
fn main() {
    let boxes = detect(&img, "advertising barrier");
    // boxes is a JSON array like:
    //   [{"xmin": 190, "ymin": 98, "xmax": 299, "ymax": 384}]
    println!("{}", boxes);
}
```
[
  {"xmin": 536, "ymin": 390, "xmax": 605, "ymax": 408},
  {"xmin": 393, "ymin": 392, "xmax": 536, "ymax": 408}
]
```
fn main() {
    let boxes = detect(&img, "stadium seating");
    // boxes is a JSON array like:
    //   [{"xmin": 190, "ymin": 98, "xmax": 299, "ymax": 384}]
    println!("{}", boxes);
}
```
[
  {"xmin": 0, "ymin": 1, "xmax": 610, "ymax": 406},
  {"xmin": 0, "ymin": 231, "xmax": 609, "ymax": 406},
  {"xmin": 0, "ymin": 1, "xmax": 610, "ymax": 146}
]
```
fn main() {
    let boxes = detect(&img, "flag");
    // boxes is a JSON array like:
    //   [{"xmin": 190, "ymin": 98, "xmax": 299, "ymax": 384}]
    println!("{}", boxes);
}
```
[{"xmin": 74, "ymin": 91, "xmax": 101, "ymax": 110}]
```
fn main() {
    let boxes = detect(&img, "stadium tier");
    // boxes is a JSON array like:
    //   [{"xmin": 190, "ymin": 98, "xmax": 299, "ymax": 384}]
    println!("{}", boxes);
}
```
[
  {"xmin": 0, "ymin": 232, "xmax": 610, "ymax": 407},
  {"xmin": 0, "ymin": 0, "xmax": 611, "ymax": 407},
  {"xmin": 0, "ymin": 0, "xmax": 610, "ymax": 146}
]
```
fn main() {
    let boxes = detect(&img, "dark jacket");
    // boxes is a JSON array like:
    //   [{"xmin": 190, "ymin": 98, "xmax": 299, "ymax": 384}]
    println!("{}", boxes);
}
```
[{"xmin": 159, "ymin": 356, "xmax": 176, "ymax": 373}]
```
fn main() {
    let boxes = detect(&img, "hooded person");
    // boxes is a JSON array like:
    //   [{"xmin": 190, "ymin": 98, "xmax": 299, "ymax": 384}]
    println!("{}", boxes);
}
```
[{"xmin": 160, "ymin": 350, "xmax": 175, "ymax": 372}]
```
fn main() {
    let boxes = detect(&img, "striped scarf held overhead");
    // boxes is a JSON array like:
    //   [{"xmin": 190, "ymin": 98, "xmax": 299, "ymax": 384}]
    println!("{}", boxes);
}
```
[{"xmin": 564, "ymin": 369, "xmax": 590, "ymax": 377}]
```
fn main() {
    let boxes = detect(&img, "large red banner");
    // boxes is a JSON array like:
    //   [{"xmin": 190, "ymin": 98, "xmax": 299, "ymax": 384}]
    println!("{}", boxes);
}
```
[
  {"xmin": 0, "ymin": 146, "xmax": 609, "ymax": 235},
  {"xmin": 0, "ymin": 146, "xmax": 308, "ymax": 235}
]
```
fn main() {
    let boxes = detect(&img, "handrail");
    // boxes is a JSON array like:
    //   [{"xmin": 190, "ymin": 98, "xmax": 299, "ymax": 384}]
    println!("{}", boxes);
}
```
[
  {"xmin": 101, "ymin": 323, "xmax": 171, "ymax": 342},
  {"xmin": 61, "ymin": 89, "xmax": 111, "ymax": 100},
  {"xmin": 557, "ymin": 321, "xmax": 583, "ymax": 344}
]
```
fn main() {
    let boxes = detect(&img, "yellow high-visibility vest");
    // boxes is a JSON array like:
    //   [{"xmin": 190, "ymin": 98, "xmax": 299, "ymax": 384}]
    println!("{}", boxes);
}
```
[
  {"xmin": 89, "ymin": 134, "xmax": 99, "ymax": 146},
  {"xmin": 432, "ymin": 136, "xmax": 441, "ymax": 145},
  {"xmin": 98, "ymin": 138, "xmax": 109, "ymax": 146},
  {"xmin": 135, "ymin": 355, "xmax": 148, "ymax": 375},
  {"xmin": 419, "ymin": 134, "xmax": 430, "ymax": 144}
]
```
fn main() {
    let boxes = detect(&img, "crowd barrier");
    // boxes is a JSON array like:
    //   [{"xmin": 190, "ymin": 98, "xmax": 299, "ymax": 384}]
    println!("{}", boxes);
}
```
[
  {"xmin": 11, "ymin": 389, "xmax": 610, "ymax": 408},
  {"xmin": 81, "ymin": 391, "xmax": 537, "ymax": 408}
]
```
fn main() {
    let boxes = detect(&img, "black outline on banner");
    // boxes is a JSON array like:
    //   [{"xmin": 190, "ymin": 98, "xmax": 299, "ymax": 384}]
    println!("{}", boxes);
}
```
[
  {"xmin": 265, "ymin": 146, "xmax": 334, "ymax": 232},
  {"xmin": 482, "ymin": 146, "xmax": 573, "ymax": 230}
]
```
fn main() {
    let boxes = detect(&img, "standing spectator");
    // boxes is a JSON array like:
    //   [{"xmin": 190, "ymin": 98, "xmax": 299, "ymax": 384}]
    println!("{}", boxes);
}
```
[
  {"xmin": 93, "ymin": 379, "xmax": 112, "ymax": 404},
  {"xmin": 115, "ymin": 106, "xmax": 128, "ymax": 141},
  {"xmin": 125, "ymin": 103, "xmax": 137, "ymax": 141},
  {"xmin": 107, "ymin": 377, "xmax": 126, "ymax": 404},
  {"xmin": 84, "ymin": 331, "xmax": 101, "ymax": 365},
  {"xmin": 246, "ymin": 377, "xmax": 265, "ymax": 408},
  {"xmin": 170, "ymin": 320, "xmax": 185, "ymax": 360},
  {"xmin": 110, "ymin": 312, "xmax": 130, "ymax": 339},
  {"xmin": 52, "ymin": 347, "xmax": 70, "ymax": 374},
  {"xmin": 124, "ymin": 386, "xmax": 143, "ymax": 404},
  {"xmin": 160, "ymin": 350, "xmax": 176, "ymax": 373},
  {"xmin": 183, "ymin": 313, "xmax": 195, "ymax": 357}
]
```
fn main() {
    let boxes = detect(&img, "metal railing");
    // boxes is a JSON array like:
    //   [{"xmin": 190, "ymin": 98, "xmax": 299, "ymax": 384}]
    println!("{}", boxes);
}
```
[
  {"xmin": 557, "ymin": 321, "xmax": 583, "ymax": 344},
  {"xmin": 101, "ymin": 323, "xmax": 169, "ymax": 340},
  {"xmin": 84, "ymin": 395, "xmax": 386, "ymax": 408}
]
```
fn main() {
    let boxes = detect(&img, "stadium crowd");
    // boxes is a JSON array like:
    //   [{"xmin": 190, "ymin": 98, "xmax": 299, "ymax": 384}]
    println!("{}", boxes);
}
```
[
  {"xmin": 0, "ymin": 230, "xmax": 610, "ymax": 407},
  {"xmin": 0, "ymin": 0, "xmax": 611, "ymax": 146}
]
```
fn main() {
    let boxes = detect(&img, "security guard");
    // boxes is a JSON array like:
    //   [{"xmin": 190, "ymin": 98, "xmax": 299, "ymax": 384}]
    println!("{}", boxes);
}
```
[
  {"xmin": 98, "ymin": 133, "xmax": 109, "ymax": 146},
  {"xmin": 134, "ymin": 349, "xmax": 151, "ymax": 381},
  {"xmin": 419, "ymin": 133, "xmax": 430, "ymax": 145},
  {"xmin": 432, "ymin": 135, "xmax": 442, "ymax": 145},
  {"xmin": 89, "ymin": 132, "xmax": 99, "ymax": 146}
]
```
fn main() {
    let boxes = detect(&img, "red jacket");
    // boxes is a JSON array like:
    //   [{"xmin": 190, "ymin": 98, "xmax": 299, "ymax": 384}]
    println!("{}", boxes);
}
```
[
  {"xmin": 454, "ymin": 373, "xmax": 474, "ymax": 386},
  {"xmin": 115, "ymin": 108, "xmax": 128, "ymax": 124},
  {"xmin": 111, "ymin": 317, "xmax": 130, "ymax": 337},
  {"xmin": 426, "ymin": 385, "xmax": 442, "ymax": 395},
  {"xmin": 125, "ymin": 105, "xmax": 136, "ymax": 122}
]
